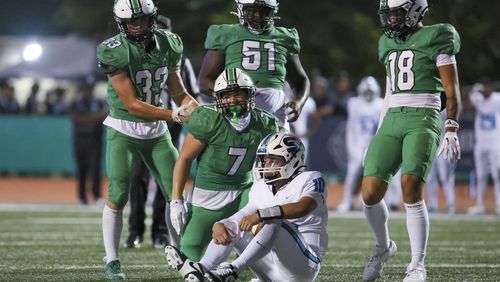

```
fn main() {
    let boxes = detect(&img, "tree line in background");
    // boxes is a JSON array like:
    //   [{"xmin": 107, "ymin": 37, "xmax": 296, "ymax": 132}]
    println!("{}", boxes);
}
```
[{"xmin": 2, "ymin": 0, "xmax": 499, "ymax": 85}]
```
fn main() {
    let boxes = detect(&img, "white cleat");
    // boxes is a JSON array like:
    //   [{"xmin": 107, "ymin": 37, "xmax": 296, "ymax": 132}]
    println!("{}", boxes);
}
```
[
  {"xmin": 467, "ymin": 205, "xmax": 486, "ymax": 215},
  {"xmin": 403, "ymin": 262, "xmax": 426, "ymax": 282},
  {"xmin": 164, "ymin": 245, "xmax": 204, "ymax": 282},
  {"xmin": 362, "ymin": 240, "xmax": 397, "ymax": 281}
]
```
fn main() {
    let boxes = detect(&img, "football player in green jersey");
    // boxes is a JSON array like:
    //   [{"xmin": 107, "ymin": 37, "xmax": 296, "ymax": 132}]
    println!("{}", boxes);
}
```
[
  {"xmin": 198, "ymin": 0, "xmax": 310, "ymax": 128},
  {"xmin": 97, "ymin": 0, "xmax": 197, "ymax": 279},
  {"xmin": 168, "ymin": 68, "xmax": 280, "ymax": 261},
  {"xmin": 361, "ymin": 1, "xmax": 461, "ymax": 281}
]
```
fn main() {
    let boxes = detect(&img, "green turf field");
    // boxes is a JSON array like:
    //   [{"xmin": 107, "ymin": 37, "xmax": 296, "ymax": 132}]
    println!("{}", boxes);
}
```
[{"xmin": 0, "ymin": 205, "xmax": 499, "ymax": 281}]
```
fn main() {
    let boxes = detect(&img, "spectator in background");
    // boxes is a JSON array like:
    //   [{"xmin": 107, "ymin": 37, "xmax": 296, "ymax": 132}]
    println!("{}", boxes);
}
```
[
  {"xmin": 68, "ymin": 81, "xmax": 107, "ymax": 206},
  {"xmin": 123, "ymin": 14, "xmax": 201, "ymax": 250},
  {"xmin": 311, "ymin": 76, "xmax": 335, "ymax": 120},
  {"xmin": 0, "ymin": 82, "xmax": 21, "ymax": 114},
  {"xmin": 468, "ymin": 81, "xmax": 500, "ymax": 215},
  {"xmin": 46, "ymin": 87, "xmax": 67, "ymax": 115},
  {"xmin": 331, "ymin": 71, "xmax": 354, "ymax": 116},
  {"xmin": 24, "ymin": 81, "xmax": 45, "ymax": 114}
]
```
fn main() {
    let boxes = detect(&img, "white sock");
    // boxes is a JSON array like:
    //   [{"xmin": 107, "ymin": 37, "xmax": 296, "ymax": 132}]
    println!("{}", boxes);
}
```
[
  {"xmin": 199, "ymin": 239, "xmax": 234, "ymax": 272},
  {"xmin": 231, "ymin": 222, "xmax": 280, "ymax": 273},
  {"xmin": 405, "ymin": 200, "xmax": 429, "ymax": 266},
  {"xmin": 363, "ymin": 200, "xmax": 390, "ymax": 249},
  {"xmin": 102, "ymin": 205, "xmax": 123, "ymax": 264},
  {"xmin": 164, "ymin": 203, "xmax": 180, "ymax": 249}
]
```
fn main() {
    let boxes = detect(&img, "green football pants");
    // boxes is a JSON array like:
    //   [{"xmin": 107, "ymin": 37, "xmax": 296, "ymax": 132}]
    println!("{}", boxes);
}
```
[{"xmin": 106, "ymin": 127, "xmax": 178, "ymax": 208}]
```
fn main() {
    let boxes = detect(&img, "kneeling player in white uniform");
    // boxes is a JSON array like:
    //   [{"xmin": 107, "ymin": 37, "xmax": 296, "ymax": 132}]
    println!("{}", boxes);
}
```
[{"xmin": 165, "ymin": 132, "xmax": 328, "ymax": 282}]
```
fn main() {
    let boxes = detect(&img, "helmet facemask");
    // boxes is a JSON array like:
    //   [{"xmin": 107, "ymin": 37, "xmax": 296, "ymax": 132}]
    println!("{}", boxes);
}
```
[
  {"xmin": 254, "ymin": 133, "xmax": 306, "ymax": 185},
  {"xmin": 234, "ymin": 0, "xmax": 279, "ymax": 35},
  {"xmin": 378, "ymin": 0, "xmax": 428, "ymax": 40},
  {"xmin": 215, "ymin": 88, "xmax": 256, "ymax": 123},
  {"xmin": 114, "ymin": 0, "xmax": 157, "ymax": 44},
  {"xmin": 213, "ymin": 68, "xmax": 256, "ymax": 123}
]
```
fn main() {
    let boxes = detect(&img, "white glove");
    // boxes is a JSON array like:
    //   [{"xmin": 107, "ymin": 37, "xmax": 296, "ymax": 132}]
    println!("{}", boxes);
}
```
[
  {"xmin": 438, "ymin": 131, "xmax": 461, "ymax": 162},
  {"xmin": 172, "ymin": 100, "xmax": 195, "ymax": 124},
  {"xmin": 170, "ymin": 200, "xmax": 186, "ymax": 235}
]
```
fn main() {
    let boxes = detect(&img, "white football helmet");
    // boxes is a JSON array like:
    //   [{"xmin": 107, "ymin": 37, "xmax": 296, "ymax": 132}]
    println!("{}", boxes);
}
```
[
  {"xmin": 114, "ymin": 0, "xmax": 157, "ymax": 43},
  {"xmin": 254, "ymin": 132, "xmax": 305, "ymax": 184},
  {"xmin": 378, "ymin": 0, "xmax": 428, "ymax": 38},
  {"xmin": 234, "ymin": 0, "xmax": 279, "ymax": 34},
  {"xmin": 357, "ymin": 76, "xmax": 381, "ymax": 102},
  {"xmin": 213, "ymin": 68, "xmax": 256, "ymax": 120}
]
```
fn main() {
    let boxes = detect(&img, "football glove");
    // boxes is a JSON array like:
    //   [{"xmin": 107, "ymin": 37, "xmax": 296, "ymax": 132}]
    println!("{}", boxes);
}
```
[
  {"xmin": 172, "ymin": 100, "xmax": 196, "ymax": 124},
  {"xmin": 170, "ymin": 200, "xmax": 186, "ymax": 236},
  {"xmin": 437, "ymin": 119, "xmax": 461, "ymax": 162}
]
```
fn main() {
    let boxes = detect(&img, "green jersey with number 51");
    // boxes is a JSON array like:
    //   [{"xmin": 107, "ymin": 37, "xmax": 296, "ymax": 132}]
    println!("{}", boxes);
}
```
[
  {"xmin": 97, "ymin": 29, "xmax": 183, "ymax": 122},
  {"xmin": 188, "ymin": 105, "xmax": 280, "ymax": 191},
  {"xmin": 378, "ymin": 24, "xmax": 460, "ymax": 95},
  {"xmin": 205, "ymin": 24, "xmax": 300, "ymax": 90}
]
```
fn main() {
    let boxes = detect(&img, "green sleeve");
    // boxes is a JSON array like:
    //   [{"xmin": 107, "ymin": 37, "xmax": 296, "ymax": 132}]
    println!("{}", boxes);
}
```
[
  {"xmin": 187, "ymin": 106, "xmax": 216, "ymax": 142},
  {"xmin": 285, "ymin": 28, "xmax": 300, "ymax": 56},
  {"xmin": 96, "ymin": 38, "xmax": 128, "ymax": 71},
  {"xmin": 204, "ymin": 25, "xmax": 227, "ymax": 51},
  {"xmin": 429, "ymin": 24, "xmax": 460, "ymax": 60},
  {"xmin": 165, "ymin": 31, "xmax": 183, "ymax": 70}
]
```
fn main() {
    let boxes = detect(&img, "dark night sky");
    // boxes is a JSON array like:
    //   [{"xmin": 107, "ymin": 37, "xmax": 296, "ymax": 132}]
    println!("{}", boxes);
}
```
[{"xmin": 0, "ymin": 1, "xmax": 65, "ymax": 36}]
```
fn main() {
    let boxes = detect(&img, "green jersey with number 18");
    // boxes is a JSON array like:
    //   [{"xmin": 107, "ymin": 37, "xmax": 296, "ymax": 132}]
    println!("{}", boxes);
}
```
[
  {"xmin": 188, "ymin": 105, "xmax": 280, "ymax": 191},
  {"xmin": 97, "ymin": 29, "xmax": 183, "ymax": 122},
  {"xmin": 205, "ymin": 24, "xmax": 300, "ymax": 90},
  {"xmin": 378, "ymin": 23, "xmax": 460, "ymax": 95}
]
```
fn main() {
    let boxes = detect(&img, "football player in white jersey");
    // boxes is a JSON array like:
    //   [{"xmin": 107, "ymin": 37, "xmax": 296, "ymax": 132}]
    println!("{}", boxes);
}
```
[
  {"xmin": 426, "ymin": 111, "xmax": 457, "ymax": 214},
  {"xmin": 468, "ymin": 83, "xmax": 500, "ymax": 215},
  {"xmin": 338, "ymin": 76, "xmax": 402, "ymax": 212},
  {"xmin": 165, "ymin": 132, "xmax": 328, "ymax": 282}
]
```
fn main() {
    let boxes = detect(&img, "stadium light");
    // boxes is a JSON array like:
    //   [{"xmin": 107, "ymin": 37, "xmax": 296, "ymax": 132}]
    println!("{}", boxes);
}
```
[{"xmin": 23, "ymin": 43, "xmax": 43, "ymax": 62}]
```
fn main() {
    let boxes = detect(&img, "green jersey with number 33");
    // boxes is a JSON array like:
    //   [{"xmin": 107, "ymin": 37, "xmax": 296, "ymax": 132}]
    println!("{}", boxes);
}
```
[
  {"xmin": 97, "ymin": 29, "xmax": 183, "ymax": 122},
  {"xmin": 188, "ymin": 105, "xmax": 280, "ymax": 191},
  {"xmin": 205, "ymin": 24, "xmax": 300, "ymax": 90},
  {"xmin": 378, "ymin": 24, "xmax": 460, "ymax": 95}
]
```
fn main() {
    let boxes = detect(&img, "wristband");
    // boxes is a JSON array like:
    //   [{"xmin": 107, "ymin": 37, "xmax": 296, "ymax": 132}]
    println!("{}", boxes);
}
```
[
  {"xmin": 257, "ymin": 205, "xmax": 284, "ymax": 221},
  {"xmin": 444, "ymin": 118, "xmax": 459, "ymax": 129}
]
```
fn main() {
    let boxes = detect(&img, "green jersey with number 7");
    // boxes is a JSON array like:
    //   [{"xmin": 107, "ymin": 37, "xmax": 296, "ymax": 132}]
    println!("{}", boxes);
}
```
[{"xmin": 188, "ymin": 105, "xmax": 280, "ymax": 190}]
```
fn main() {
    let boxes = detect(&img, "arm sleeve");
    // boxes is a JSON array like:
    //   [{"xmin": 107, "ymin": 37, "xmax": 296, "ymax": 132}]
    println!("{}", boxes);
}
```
[
  {"xmin": 166, "ymin": 32, "xmax": 183, "ymax": 71},
  {"xmin": 204, "ymin": 25, "xmax": 226, "ymax": 51},
  {"xmin": 301, "ymin": 173, "xmax": 326, "ymax": 207},
  {"xmin": 96, "ymin": 39, "xmax": 128, "ymax": 73},
  {"xmin": 430, "ymin": 24, "xmax": 461, "ymax": 60},
  {"xmin": 187, "ymin": 107, "xmax": 214, "ymax": 142},
  {"xmin": 286, "ymin": 28, "xmax": 301, "ymax": 56}
]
